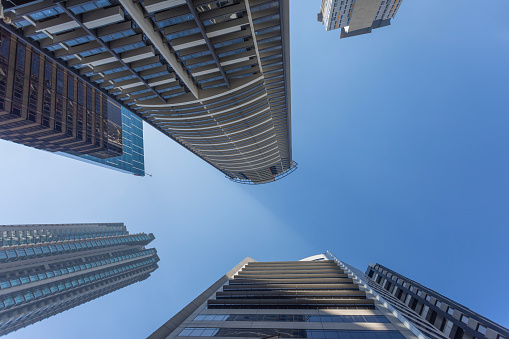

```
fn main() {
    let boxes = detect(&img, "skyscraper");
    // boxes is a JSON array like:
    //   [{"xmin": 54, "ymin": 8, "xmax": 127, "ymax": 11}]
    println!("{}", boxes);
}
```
[
  {"xmin": 58, "ymin": 106, "xmax": 145, "ymax": 176},
  {"xmin": 364, "ymin": 263, "xmax": 509, "ymax": 339},
  {"xmin": 0, "ymin": 25, "xmax": 146, "ymax": 175},
  {"xmin": 317, "ymin": 0, "xmax": 404, "ymax": 38},
  {"xmin": 0, "ymin": 222, "xmax": 159, "ymax": 336},
  {"xmin": 149, "ymin": 252, "xmax": 430, "ymax": 339},
  {"xmin": 1, "ymin": 0, "xmax": 295, "ymax": 184},
  {"xmin": 0, "ymin": 27, "xmax": 123, "ymax": 158}
]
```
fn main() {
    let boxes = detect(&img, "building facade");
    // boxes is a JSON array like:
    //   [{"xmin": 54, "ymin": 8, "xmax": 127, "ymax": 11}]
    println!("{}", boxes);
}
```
[
  {"xmin": 317, "ymin": 0, "xmax": 403, "ymax": 38},
  {"xmin": 149, "ymin": 252, "xmax": 428, "ymax": 339},
  {"xmin": 0, "ymin": 25, "xmax": 146, "ymax": 175},
  {"xmin": 0, "ymin": 222, "xmax": 159, "ymax": 336},
  {"xmin": 2, "ymin": 0, "xmax": 295, "ymax": 184},
  {"xmin": 0, "ymin": 26, "xmax": 123, "ymax": 158},
  {"xmin": 59, "ymin": 106, "xmax": 145, "ymax": 176},
  {"xmin": 364, "ymin": 264, "xmax": 509, "ymax": 339}
]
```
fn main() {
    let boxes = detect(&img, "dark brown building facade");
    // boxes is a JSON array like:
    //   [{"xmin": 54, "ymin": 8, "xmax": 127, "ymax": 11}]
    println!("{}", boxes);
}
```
[{"xmin": 0, "ymin": 28, "xmax": 122, "ymax": 159}]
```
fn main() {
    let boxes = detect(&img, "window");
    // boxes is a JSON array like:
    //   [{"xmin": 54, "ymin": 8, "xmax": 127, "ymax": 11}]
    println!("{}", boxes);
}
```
[
  {"xmin": 425, "ymin": 295, "xmax": 431, "ymax": 302},
  {"xmin": 460, "ymin": 315, "xmax": 469, "ymax": 324},
  {"xmin": 179, "ymin": 329, "xmax": 405, "ymax": 338},
  {"xmin": 447, "ymin": 307, "xmax": 454, "ymax": 315},
  {"xmin": 191, "ymin": 314, "xmax": 389, "ymax": 323},
  {"xmin": 435, "ymin": 300, "xmax": 442, "ymax": 308},
  {"xmin": 476, "ymin": 324, "xmax": 487, "ymax": 335}
]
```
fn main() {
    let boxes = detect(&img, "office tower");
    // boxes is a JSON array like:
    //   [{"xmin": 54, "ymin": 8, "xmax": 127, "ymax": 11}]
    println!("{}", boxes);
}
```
[
  {"xmin": 0, "ymin": 223, "xmax": 159, "ymax": 336},
  {"xmin": 1, "ymin": 0, "xmax": 295, "ymax": 184},
  {"xmin": 317, "ymin": 0, "xmax": 404, "ymax": 38},
  {"xmin": 0, "ymin": 27, "xmax": 124, "ymax": 159},
  {"xmin": 0, "ymin": 26, "xmax": 146, "ymax": 175},
  {"xmin": 149, "ymin": 252, "xmax": 430, "ymax": 339},
  {"xmin": 364, "ymin": 264, "xmax": 509, "ymax": 339}
]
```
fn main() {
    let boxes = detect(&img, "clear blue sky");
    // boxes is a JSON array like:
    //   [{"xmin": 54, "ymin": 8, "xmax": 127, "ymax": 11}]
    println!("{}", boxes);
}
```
[{"xmin": 1, "ymin": 0, "xmax": 508, "ymax": 337}]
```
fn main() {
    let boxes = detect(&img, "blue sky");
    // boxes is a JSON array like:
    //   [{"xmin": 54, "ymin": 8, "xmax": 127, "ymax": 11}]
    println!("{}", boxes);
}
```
[{"xmin": 1, "ymin": 0, "xmax": 508, "ymax": 337}]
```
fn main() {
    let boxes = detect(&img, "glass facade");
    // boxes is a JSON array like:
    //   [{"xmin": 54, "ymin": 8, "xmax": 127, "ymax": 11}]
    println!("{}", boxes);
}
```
[
  {"xmin": 67, "ymin": 107, "xmax": 145, "ymax": 176},
  {"xmin": 178, "ymin": 329, "xmax": 407, "ymax": 338},
  {"xmin": 193, "ymin": 314, "xmax": 390, "ymax": 323}
]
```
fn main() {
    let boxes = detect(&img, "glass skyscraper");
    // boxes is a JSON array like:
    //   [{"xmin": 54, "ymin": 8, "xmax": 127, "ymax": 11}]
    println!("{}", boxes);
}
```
[
  {"xmin": 0, "ymin": 223, "xmax": 159, "ymax": 336},
  {"xmin": 149, "ymin": 252, "xmax": 427, "ymax": 339}
]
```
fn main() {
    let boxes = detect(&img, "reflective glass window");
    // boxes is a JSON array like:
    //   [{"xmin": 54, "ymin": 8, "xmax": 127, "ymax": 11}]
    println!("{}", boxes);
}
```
[
  {"xmin": 3, "ymin": 297, "xmax": 15, "ymax": 307},
  {"xmin": 16, "ymin": 248, "xmax": 27, "ymax": 258},
  {"xmin": 14, "ymin": 295, "xmax": 25, "ymax": 304},
  {"xmin": 6, "ymin": 250, "xmax": 17, "ymax": 259},
  {"xmin": 24, "ymin": 292, "xmax": 34, "ymax": 301}
]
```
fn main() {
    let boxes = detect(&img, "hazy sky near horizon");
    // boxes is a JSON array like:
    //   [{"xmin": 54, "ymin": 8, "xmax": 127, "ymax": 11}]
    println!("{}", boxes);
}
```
[{"xmin": 1, "ymin": 0, "xmax": 508, "ymax": 338}]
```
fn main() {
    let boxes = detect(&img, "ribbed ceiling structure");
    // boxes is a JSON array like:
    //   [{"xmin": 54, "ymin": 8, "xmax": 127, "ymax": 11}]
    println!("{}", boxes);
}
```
[
  {"xmin": 208, "ymin": 260, "xmax": 375, "ymax": 309},
  {"xmin": 3, "ymin": 0, "xmax": 294, "ymax": 184}
]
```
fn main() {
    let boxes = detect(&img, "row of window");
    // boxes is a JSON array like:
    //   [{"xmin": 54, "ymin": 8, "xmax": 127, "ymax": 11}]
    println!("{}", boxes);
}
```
[
  {"xmin": 193, "ymin": 314, "xmax": 389, "ymax": 323},
  {"xmin": 0, "ymin": 268, "xmax": 146, "ymax": 332},
  {"xmin": 0, "ymin": 258, "xmax": 157, "ymax": 311},
  {"xmin": 0, "ymin": 227, "xmax": 126, "ymax": 247},
  {"xmin": 179, "ymin": 329, "xmax": 406, "ymax": 339},
  {"xmin": 0, "ymin": 249, "xmax": 156, "ymax": 290},
  {"xmin": 0, "ymin": 234, "xmax": 152, "ymax": 262}
]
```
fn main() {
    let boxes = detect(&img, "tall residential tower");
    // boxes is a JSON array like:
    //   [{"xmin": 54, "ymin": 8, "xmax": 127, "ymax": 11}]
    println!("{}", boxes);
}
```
[
  {"xmin": 318, "ymin": 0, "xmax": 404, "ymax": 38},
  {"xmin": 0, "ymin": 223, "xmax": 159, "ymax": 336},
  {"xmin": 149, "ymin": 252, "xmax": 429, "ymax": 339},
  {"xmin": 2, "ymin": 0, "xmax": 294, "ymax": 184}
]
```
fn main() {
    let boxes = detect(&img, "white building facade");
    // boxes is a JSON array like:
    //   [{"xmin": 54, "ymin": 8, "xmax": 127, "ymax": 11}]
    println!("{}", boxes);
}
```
[{"xmin": 318, "ymin": 0, "xmax": 404, "ymax": 38}]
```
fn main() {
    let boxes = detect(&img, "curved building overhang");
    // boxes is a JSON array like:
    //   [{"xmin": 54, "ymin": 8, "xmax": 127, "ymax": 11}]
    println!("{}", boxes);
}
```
[{"xmin": 4, "ymin": 0, "xmax": 294, "ymax": 184}]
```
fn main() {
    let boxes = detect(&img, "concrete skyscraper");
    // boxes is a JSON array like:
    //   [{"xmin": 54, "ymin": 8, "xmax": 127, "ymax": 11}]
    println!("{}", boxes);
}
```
[
  {"xmin": 1, "ymin": 0, "xmax": 294, "ymax": 184},
  {"xmin": 364, "ymin": 264, "xmax": 508, "ymax": 339},
  {"xmin": 149, "ymin": 252, "xmax": 432, "ymax": 339},
  {"xmin": 0, "ymin": 223, "xmax": 159, "ymax": 336},
  {"xmin": 317, "ymin": 0, "xmax": 404, "ymax": 38}
]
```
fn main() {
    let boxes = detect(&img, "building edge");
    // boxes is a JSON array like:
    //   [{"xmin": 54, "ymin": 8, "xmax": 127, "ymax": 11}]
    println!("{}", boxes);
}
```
[
  {"xmin": 148, "ymin": 257, "xmax": 256, "ymax": 339},
  {"xmin": 324, "ymin": 251, "xmax": 429, "ymax": 339}
]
